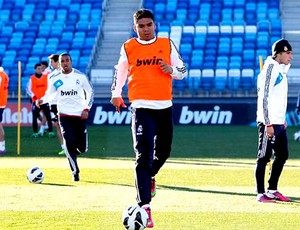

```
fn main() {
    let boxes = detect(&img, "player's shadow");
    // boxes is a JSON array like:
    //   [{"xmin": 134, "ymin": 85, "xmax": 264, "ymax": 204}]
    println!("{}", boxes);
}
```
[
  {"xmin": 42, "ymin": 182, "xmax": 75, "ymax": 187},
  {"xmin": 159, "ymin": 184, "xmax": 300, "ymax": 203}
]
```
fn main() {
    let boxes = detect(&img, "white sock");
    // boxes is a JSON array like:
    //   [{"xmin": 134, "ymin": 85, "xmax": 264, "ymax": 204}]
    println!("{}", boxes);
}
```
[
  {"xmin": 0, "ymin": 141, "xmax": 5, "ymax": 151},
  {"xmin": 267, "ymin": 190, "xmax": 277, "ymax": 194},
  {"xmin": 39, "ymin": 126, "xmax": 44, "ymax": 133},
  {"xmin": 61, "ymin": 145, "xmax": 65, "ymax": 150}
]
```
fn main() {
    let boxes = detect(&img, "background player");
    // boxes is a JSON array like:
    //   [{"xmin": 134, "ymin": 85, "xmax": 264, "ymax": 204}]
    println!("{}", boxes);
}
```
[
  {"xmin": 255, "ymin": 39, "xmax": 293, "ymax": 203},
  {"xmin": 47, "ymin": 54, "xmax": 65, "ymax": 155},
  {"xmin": 37, "ymin": 53, "xmax": 94, "ymax": 181},
  {"xmin": 0, "ymin": 66, "xmax": 9, "ymax": 154}
]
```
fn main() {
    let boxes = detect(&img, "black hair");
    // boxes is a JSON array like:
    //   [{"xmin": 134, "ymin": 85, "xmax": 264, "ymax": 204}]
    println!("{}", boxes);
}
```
[
  {"xmin": 133, "ymin": 9, "xmax": 154, "ymax": 24},
  {"xmin": 41, "ymin": 61, "xmax": 48, "ymax": 67},
  {"xmin": 59, "ymin": 52, "xmax": 72, "ymax": 62},
  {"xmin": 48, "ymin": 54, "xmax": 59, "ymax": 62},
  {"xmin": 34, "ymin": 63, "xmax": 41, "ymax": 69}
]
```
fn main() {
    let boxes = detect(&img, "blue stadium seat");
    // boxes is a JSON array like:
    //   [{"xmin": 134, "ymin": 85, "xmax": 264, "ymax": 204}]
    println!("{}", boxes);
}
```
[
  {"xmin": 215, "ymin": 69, "xmax": 228, "ymax": 91},
  {"xmin": 90, "ymin": 9, "xmax": 102, "ymax": 22},
  {"xmin": 69, "ymin": 50, "xmax": 80, "ymax": 67},
  {"xmin": 228, "ymin": 69, "xmax": 241, "ymax": 90},
  {"xmin": 190, "ymin": 49, "xmax": 203, "ymax": 69},
  {"xmin": 257, "ymin": 20, "xmax": 270, "ymax": 32},
  {"xmin": 11, "ymin": 8, "xmax": 23, "ymax": 22},
  {"xmin": 223, "ymin": 0, "xmax": 234, "ymax": 8},
  {"xmin": 44, "ymin": 9, "xmax": 56, "ymax": 22},
  {"xmin": 243, "ymin": 49, "xmax": 255, "ymax": 68},
  {"xmin": 14, "ymin": 21, "xmax": 28, "ymax": 32},
  {"xmin": 241, "ymin": 69, "xmax": 254, "ymax": 90},
  {"xmin": 176, "ymin": 8, "xmax": 187, "ymax": 22},
  {"xmin": 61, "ymin": 31, "xmax": 74, "ymax": 43},
  {"xmin": 78, "ymin": 56, "xmax": 90, "ymax": 71},
  {"xmin": 235, "ymin": 0, "xmax": 245, "ymax": 8},
  {"xmin": 0, "ymin": 44, "xmax": 6, "ymax": 57},
  {"xmin": 15, "ymin": 0, "xmax": 26, "ymax": 7},
  {"xmin": 60, "ymin": 0, "xmax": 72, "ymax": 9},
  {"xmin": 229, "ymin": 56, "xmax": 242, "ymax": 69},
  {"xmin": 188, "ymin": 69, "xmax": 201, "ymax": 91},
  {"xmin": 216, "ymin": 56, "xmax": 229, "ymax": 69},
  {"xmin": 154, "ymin": 2, "xmax": 165, "ymax": 21},
  {"xmin": 193, "ymin": 35, "xmax": 206, "ymax": 49},
  {"xmin": 69, "ymin": 3, "xmax": 80, "ymax": 13},
  {"xmin": 201, "ymin": 69, "xmax": 214, "ymax": 90},
  {"xmin": 77, "ymin": 20, "xmax": 90, "ymax": 32},
  {"xmin": 256, "ymin": 32, "xmax": 269, "ymax": 49},
  {"xmin": 0, "ymin": 9, "xmax": 10, "ymax": 22},
  {"xmin": 220, "ymin": 24, "xmax": 232, "ymax": 38},
  {"xmin": 56, "ymin": 9, "xmax": 68, "ymax": 21},
  {"xmin": 233, "ymin": 8, "xmax": 244, "ymax": 21},
  {"xmin": 1, "ymin": 26, "xmax": 13, "ymax": 38},
  {"xmin": 222, "ymin": 8, "xmax": 232, "ymax": 21},
  {"xmin": 47, "ymin": 0, "xmax": 60, "ymax": 9},
  {"xmin": 257, "ymin": 2, "xmax": 268, "ymax": 21},
  {"xmin": 268, "ymin": 8, "xmax": 280, "ymax": 20}
]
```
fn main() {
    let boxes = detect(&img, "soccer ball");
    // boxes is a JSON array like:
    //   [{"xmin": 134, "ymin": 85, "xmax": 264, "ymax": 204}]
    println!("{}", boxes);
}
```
[
  {"xmin": 27, "ymin": 166, "xmax": 44, "ymax": 184},
  {"xmin": 294, "ymin": 131, "xmax": 300, "ymax": 141},
  {"xmin": 122, "ymin": 205, "xmax": 148, "ymax": 230}
]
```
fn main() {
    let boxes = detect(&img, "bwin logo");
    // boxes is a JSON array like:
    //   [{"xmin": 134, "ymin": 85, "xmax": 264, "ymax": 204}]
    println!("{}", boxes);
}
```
[
  {"xmin": 61, "ymin": 90, "xmax": 78, "ymax": 96},
  {"xmin": 136, "ymin": 56, "xmax": 163, "ymax": 66}
]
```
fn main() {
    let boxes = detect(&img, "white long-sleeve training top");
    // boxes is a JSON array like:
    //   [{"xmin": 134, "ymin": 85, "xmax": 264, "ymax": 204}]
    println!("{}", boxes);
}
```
[
  {"xmin": 42, "ymin": 68, "xmax": 94, "ymax": 117},
  {"xmin": 256, "ymin": 56, "xmax": 291, "ymax": 125}
]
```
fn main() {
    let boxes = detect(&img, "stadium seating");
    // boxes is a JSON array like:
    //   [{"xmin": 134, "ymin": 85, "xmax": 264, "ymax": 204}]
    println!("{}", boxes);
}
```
[
  {"xmin": 0, "ymin": 0, "xmax": 103, "ymax": 93},
  {"xmin": 143, "ymin": 0, "xmax": 281, "ymax": 94},
  {"xmin": 1, "ymin": 0, "xmax": 282, "ymax": 95}
]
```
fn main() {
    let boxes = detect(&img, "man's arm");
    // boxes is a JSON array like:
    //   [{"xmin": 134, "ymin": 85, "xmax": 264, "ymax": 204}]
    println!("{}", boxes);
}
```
[
  {"xmin": 169, "ymin": 39, "xmax": 187, "ymax": 80},
  {"xmin": 111, "ymin": 44, "xmax": 129, "ymax": 112}
]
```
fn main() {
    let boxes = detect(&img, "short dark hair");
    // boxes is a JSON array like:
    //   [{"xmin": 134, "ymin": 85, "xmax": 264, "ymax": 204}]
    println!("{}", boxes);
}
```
[
  {"xmin": 59, "ymin": 52, "xmax": 72, "ymax": 62},
  {"xmin": 48, "ymin": 54, "xmax": 59, "ymax": 62},
  {"xmin": 41, "ymin": 61, "xmax": 48, "ymax": 67},
  {"xmin": 133, "ymin": 9, "xmax": 154, "ymax": 24},
  {"xmin": 34, "ymin": 63, "xmax": 41, "ymax": 69}
]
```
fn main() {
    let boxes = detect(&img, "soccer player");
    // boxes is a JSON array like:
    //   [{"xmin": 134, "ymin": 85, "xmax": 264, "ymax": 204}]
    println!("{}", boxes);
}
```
[
  {"xmin": 26, "ymin": 63, "xmax": 54, "ymax": 138},
  {"xmin": 255, "ymin": 39, "xmax": 293, "ymax": 203},
  {"xmin": 0, "ymin": 66, "xmax": 9, "ymax": 154},
  {"xmin": 110, "ymin": 9, "xmax": 186, "ymax": 227},
  {"xmin": 37, "ymin": 53, "xmax": 94, "ymax": 181},
  {"xmin": 47, "ymin": 54, "xmax": 65, "ymax": 155}
]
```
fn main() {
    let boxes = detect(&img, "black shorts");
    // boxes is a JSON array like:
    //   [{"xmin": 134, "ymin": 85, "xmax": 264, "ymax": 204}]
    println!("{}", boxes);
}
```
[
  {"xmin": 0, "ymin": 108, "xmax": 4, "ymax": 122},
  {"xmin": 50, "ymin": 104, "xmax": 58, "ymax": 122}
]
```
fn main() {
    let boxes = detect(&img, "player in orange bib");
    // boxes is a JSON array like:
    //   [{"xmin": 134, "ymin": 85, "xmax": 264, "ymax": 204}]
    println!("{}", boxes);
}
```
[
  {"xmin": 110, "ymin": 9, "xmax": 186, "ymax": 228},
  {"xmin": 0, "ymin": 67, "xmax": 9, "ymax": 154}
]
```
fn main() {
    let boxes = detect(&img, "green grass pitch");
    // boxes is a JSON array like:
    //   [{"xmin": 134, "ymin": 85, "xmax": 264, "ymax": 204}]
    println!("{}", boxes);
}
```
[{"xmin": 1, "ymin": 125, "xmax": 300, "ymax": 229}]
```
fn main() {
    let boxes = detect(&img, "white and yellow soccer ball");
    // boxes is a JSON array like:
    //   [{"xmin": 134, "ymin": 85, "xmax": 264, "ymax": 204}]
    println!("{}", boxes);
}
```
[
  {"xmin": 27, "ymin": 166, "xmax": 44, "ymax": 184},
  {"xmin": 122, "ymin": 205, "xmax": 148, "ymax": 230},
  {"xmin": 294, "ymin": 131, "xmax": 300, "ymax": 141}
]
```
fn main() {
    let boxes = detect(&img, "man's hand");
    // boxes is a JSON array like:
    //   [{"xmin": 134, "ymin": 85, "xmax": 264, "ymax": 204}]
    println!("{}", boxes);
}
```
[
  {"xmin": 35, "ymin": 99, "xmax": 43, "ymax": 108},
  {"xmin": 159, "ymin": 61, "xmax": 173, "ymax": 74},
  {"xmin": 81, "ymin": 109, "xmax": 89, "ymax": 120},
  {"xmin": 110, "ymin": 97, "xmax": 127, "ymax": 112}
]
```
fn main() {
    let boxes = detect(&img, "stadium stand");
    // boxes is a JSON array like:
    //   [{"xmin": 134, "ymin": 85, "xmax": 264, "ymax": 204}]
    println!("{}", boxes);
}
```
[
  {"xmin": 3, "ymin": 0, "xmax": 297, "ymax": 98},
  {"xmin": 0, "ymin": 0, "xmax": 104, "ymax": 94},
  {"xmin": 140, "ymin": 0, "xmax": 282, "ymax": 96}
]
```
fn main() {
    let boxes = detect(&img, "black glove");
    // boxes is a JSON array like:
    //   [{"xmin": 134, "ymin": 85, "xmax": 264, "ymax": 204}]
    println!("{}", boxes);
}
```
[{"xmin": 297, "ymin": 107, "xmax": 300, "ymax": 115}]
